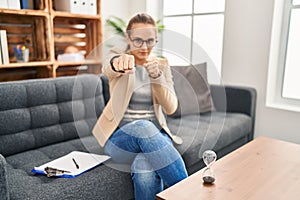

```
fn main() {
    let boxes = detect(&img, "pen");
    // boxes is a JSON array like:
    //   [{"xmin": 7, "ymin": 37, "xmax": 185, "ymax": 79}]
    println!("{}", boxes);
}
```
[{"xmin": 72, "ymin": 158, "xmax": 79, "ymax": 169}]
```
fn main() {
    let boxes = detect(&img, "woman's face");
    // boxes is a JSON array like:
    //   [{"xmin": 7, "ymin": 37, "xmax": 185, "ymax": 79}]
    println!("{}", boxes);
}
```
[{"xmin": 126, "ymin": 23, "xmax": 157, "ymax": 65}]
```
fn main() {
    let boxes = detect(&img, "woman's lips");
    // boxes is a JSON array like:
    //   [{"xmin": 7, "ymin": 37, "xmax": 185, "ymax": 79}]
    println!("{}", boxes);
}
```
[{"xmin": 139, "ymin": 51, "xmax": 148, "ymax": 56}]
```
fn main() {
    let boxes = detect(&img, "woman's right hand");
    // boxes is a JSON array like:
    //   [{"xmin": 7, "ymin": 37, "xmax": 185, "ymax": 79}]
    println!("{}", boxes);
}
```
[{"xmin": 111, "ymin": 54, "xmax": 135, "ymax": 73}]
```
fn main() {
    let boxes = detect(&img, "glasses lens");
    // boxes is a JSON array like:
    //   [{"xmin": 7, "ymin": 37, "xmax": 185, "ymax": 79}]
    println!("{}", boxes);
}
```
[
  {"xmin": 131, "ymin": 38, "xmax": 157, "ymax": 48},
  {"xmin": 146, "ymin": 39, "xmax": 156, "ymax": 47},
  {"xmin": 133, "ymin": 39, "xmax": 143, "ymax": 47}
]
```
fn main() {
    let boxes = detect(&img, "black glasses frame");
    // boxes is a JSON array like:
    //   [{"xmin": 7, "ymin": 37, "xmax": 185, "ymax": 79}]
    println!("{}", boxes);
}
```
[{"xmin": 128, "ymin": 35, "xmax": 158, "ymax": 48}]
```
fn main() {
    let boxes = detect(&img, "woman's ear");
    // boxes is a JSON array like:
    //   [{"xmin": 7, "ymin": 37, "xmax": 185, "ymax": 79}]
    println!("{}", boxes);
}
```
[
  {"xmin": 125, "ymin": 33, "xmax": 130, "ymax": 43},
  {"xmin": 125, "ymin": 33, "xmax": 132, "ymax": 51}
]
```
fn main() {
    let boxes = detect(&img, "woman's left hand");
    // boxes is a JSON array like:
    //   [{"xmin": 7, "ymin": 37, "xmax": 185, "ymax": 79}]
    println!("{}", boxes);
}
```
[{"xmin": 144, "ymin": 59, "xmax": 162, "ymax": 79}]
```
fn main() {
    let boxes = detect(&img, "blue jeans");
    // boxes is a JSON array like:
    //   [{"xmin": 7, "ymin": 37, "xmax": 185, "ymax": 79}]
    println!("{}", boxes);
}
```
[{"xmin": 104, "ymin": 120, "xmax": 188, "ymax": 200}]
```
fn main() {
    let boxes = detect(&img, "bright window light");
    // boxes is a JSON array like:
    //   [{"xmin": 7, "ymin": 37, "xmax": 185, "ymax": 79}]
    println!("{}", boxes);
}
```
[
  {"xmin": 282, "ymin": 9, "xmax": 300, "ymax": 100},
  {"xmin": 194, "ymin": 0, "xmax": 225, "ymax": 13},
  {"xmin": 266, "ymin": 0, "xmax": 300, "ymax": 112},
  {"xmin": 293, "ymin": 0, "xmax": 300, "ymax": 5},
  {"xmin": 162, "ymin": 16, "xmax": 192, "ymax": 66},
  {"xmin": 161, "ymin": 0, "xmax": 225, "ymax": 83},
  {"xmin": 163, "ymin": 0, "xmax": 193, "ymax": 15},
  {"xmin": 192, "ymin": 14, "xmax": 224, "ymax": 73}
]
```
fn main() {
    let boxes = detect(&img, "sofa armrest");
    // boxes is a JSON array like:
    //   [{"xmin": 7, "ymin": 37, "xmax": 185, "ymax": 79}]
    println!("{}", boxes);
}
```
[
  {"xmin": 210, "ymin": 85, "xmax": 257, "ymax": 140},
  {"xmin": 0, "ymin": 154, "xmax": 8, "ymax": 200}
]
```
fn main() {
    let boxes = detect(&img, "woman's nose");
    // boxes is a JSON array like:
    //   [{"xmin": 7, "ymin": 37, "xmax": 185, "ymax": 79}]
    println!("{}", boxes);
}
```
[{"xmin": 140, "ymin": 41, "xmax": 148, "ymax": 49}]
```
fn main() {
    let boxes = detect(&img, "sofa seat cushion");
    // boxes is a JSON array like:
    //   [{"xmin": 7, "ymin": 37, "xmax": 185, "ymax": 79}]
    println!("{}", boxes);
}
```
[
  {"xmin": 167, "ymin": 112, "xmax": 252, "ymax": 168},
  {"xmin": 5, "ymin": 136, "xmax": 133, "ymax": 200}
]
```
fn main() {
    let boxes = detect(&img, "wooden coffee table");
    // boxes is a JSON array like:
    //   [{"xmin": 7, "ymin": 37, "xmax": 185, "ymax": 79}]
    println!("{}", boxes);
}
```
[{"xmin": 156, "ymin": 137, "xmax": 300, "ymax": 200}]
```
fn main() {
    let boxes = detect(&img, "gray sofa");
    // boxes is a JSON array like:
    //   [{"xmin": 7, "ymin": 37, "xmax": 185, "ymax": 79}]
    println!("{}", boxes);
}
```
[{"xmin": 0, "ymin": 73, "xmax": 256, "ymax": 200}]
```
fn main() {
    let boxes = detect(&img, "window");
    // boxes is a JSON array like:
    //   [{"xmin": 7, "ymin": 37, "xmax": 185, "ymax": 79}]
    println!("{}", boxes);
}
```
[
  {"xmin": 267, "ymin": 0, "xmax": 300, "ymax": 112},
  {"xmin": 282, "ymin": 1, "xmax": 300, "ymax": 99},
  {"xmin": 160, "ymin": 0, "xmax": 225, "ymax": 83}
]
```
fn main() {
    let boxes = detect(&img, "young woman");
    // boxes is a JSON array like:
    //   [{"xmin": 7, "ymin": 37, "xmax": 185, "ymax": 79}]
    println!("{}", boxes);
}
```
[{"xmin": 93, "ymin": 13, "xmax": 188, "ymax": 200}]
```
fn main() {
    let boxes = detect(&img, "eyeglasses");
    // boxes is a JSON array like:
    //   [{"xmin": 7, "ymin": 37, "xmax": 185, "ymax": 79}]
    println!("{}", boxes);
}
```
[{"xmin": 128, "ymin": 36, "xmax": 158, "ymax": 48}]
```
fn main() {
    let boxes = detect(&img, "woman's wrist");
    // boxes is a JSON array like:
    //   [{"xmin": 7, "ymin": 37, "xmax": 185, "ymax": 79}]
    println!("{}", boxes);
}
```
[{"xmin": 149, "ymin": 70, "xmax": 162, "ymax": 79}]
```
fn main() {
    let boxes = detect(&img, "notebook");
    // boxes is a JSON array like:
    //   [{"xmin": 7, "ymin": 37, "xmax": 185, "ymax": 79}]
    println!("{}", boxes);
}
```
[{"xmin": 32, "ymin": 151, "xmax": 110, "ymax": 178}]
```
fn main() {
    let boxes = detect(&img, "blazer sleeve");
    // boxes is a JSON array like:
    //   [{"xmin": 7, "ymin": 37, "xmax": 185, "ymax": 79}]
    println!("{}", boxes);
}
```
[
  {"xmin": 102, "ymin": 40, "xmax": 128, "ymax": 79},
  {"xmin": 150, "ymin": 58, "xmax": 178, "ymax": 115}
]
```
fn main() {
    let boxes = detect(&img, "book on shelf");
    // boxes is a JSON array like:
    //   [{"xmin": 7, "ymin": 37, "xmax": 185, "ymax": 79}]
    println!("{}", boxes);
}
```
[
  {"xmin": 28, "ymin": 0, "xmax": 34, "ymax": 9},
  {"xmin": 0, "ymin": 30, "xmax": 10, "ymax": 65},
  {"xmin": 7, "ymin": 0, "xmax": 21, "ymax": 10},
  {"xmin": 20, "ymin": 0, "xmax": 29, "ymax": 9},
  {"xmin": 0, "ymin": 39, "xmax": 2, "ymax": 65},
  {"xmin": 0, "ymin": 0, "xmax": 8, "ymax": 9},
  {"xmin": 20, "ymin": 0, "xmax": 33, "ymax": 9}
]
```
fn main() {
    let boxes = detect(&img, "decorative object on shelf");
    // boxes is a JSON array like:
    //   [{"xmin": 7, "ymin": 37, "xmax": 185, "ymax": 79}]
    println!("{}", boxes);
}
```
[
  {"xmin": 13, "ymin": 45, "xmax": 29, "ymax": 63},
  {"xmin": 64, "ymin": 45, "xmax": 80, "ymax": 54},
  {"xmin": 57, "ymin": 45, "xmax": 84, "ymax": 62}
]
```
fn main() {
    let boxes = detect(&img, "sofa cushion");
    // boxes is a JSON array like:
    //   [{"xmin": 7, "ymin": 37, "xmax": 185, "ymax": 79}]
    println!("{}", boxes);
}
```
[
  {"xmin": 0, "ymin": 75, "xmax": 105, "ymax": 157},
  {"xmin": 5, "ymin": 136, "xmax": 134, "ymax": 200},
  {"xmin": 167, "ymin": 112, "xmax": 252, "ymax": 168},
  {"xmin": 171, "ymin": 63, "xmax": 214, "ymax": 117}
]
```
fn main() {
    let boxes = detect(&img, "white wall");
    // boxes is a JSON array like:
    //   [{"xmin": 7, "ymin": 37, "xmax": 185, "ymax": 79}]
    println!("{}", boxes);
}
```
[
  {"xmin": 222, "ymin": 0, "xmax": 300, "ymax": 144},
  {"xmin": 101, "ymin": 0, "xmax": 130, "ymax": 24},
  {"xmin": 101, "ymin": 0, "xmax": 147, "ymax": 40}
]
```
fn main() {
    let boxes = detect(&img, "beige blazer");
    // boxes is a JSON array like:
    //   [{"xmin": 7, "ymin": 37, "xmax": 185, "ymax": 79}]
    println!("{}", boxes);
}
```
[{"xmin": 92, "ymin": 55, "xmax": 183, "ymax": 147}]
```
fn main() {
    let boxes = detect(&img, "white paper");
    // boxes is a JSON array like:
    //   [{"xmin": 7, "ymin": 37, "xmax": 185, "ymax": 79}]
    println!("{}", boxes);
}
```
[{"xmin": 33, "ymin": 151, "xmax": 110, "ymax": 177}]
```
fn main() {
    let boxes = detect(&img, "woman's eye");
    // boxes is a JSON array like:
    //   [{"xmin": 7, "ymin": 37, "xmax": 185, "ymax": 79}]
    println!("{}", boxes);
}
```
[{"xmin": 134, "ymin": 39, "xmax": 143, "ymax": 44}]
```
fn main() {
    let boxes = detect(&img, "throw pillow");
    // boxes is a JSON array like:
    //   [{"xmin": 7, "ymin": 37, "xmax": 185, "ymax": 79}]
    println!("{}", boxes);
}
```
[{"xmin": 171, "ymin": 63, "xmax": 214, "ymax": 117}]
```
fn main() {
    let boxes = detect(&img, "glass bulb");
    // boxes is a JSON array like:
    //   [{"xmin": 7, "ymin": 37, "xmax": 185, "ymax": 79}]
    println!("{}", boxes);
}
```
[
  {"xmin": 202, "ymin": 150, "xmax": 217, "ymax": 167},
  {"xmin": 202, "ymin": 150, "xmax": 217, "ymax": 184}
]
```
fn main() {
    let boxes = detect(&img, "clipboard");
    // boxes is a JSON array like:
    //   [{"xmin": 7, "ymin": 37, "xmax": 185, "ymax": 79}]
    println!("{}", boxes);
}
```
[{"xmin": 32, "ymin": 151, "xmax": 110, "ymax": 178}]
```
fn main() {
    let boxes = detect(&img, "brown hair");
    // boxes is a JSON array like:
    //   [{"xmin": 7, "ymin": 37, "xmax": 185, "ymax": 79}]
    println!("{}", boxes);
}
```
[{"xmin": 126, "ymin": 13, "xmax": 157, "ymax": 32}]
